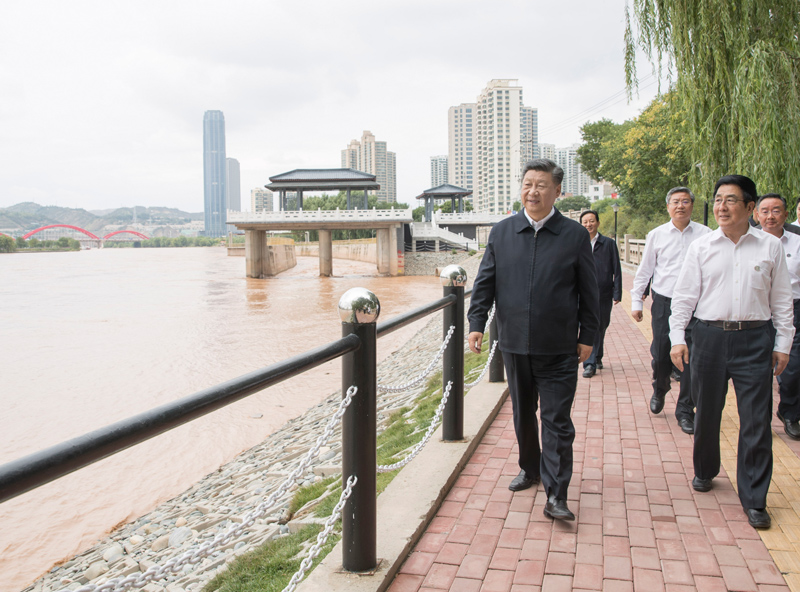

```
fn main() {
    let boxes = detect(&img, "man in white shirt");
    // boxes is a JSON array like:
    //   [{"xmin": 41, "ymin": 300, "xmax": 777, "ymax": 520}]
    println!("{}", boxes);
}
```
[
  {"xmin": 670, "ymin": 175, "xmax": 794, "ymax": 530},
  {"xmin": 630, "ymin": 187, "xmax": 711, "ymax": 434},
  {"xmin": 756, "ymin": 193, "xmax": 800, "ymax": 439}
]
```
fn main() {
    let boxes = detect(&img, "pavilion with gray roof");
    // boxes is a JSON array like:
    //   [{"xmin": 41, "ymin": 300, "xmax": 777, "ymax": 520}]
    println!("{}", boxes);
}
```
[
  {"xmin": 267, "ymin": 168, "xmax": 380, "ymax": 211},
  {"xmin": 415, "ymin": 184, "xmax": 473, "ymax": 222}
]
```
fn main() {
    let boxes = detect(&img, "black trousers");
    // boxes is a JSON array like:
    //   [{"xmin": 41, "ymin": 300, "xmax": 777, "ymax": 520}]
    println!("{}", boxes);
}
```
[
  {"xmin": 692, "ymin": 321, "xmax": 774, "ymax": 509},
  {"xmin": 584, "ymin": 297, "xmax": 613, "ymax": 368},
  {"xmin": 778, "ymin": 300, "xmax": 800, "ymax": 422},
  {"xmin": 502, "ymin": 351, "xmax": 578, "ymax": 499},
  {"xmin": 651, "ymin": 291, "xmax": 695, "ymax": 420}
]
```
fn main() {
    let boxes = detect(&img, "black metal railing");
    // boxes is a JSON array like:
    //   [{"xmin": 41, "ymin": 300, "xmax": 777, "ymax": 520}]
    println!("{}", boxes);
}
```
[{"xmin": 0, "ymin": 266, "xmax": 501, "ymax": 575}]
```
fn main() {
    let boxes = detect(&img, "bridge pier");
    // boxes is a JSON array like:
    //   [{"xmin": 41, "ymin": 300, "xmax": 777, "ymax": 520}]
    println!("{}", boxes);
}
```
[
  {"xmin": 389, "ymin": 224, "xmax": 398, "ymax": 276},
  {"xmin": 376, "ymin": 228, "xmax": 389, "ymax": 274},
  {"xmin": 319, "ymin": 229, "xmax": 333, "ymax": 277},
  {"xmin": 245, "ymin": 230, "xmax": 266, "ymax": 278}
]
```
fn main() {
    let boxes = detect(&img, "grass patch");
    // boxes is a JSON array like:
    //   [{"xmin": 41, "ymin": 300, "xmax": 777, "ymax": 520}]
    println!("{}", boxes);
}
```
[
  {"xmin": 288, "ymin": 475, "xmax": 338, "ymax": 516},
  {"xmin": 203, "ymin": 524, "xmax": 339, "ymax": 592}
]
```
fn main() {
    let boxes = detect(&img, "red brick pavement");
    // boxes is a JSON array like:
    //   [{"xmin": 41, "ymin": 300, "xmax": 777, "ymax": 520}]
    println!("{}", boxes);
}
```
[{"xmin": 387, "ymin": 276, "xmax": 791, "ymax": 592}]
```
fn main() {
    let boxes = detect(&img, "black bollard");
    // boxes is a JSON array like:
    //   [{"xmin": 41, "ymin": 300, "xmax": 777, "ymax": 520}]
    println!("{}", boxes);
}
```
[
  {"xmin": 440, "ymin": 265, "xmax": 466, "ymax": 441},
  {"xmin": 489, "ymin": 311, "xmax": 504, "ymax": 382},
  {"xmin": 339, "ymin": 288, "xmax": 379, "ymax": 572}
]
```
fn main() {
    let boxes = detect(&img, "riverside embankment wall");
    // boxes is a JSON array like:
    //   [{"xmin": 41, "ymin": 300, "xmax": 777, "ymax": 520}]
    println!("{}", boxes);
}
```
[
  {"xmin": 227, "ymin": 244, "xmax": 297, "ymax": 275},
  {"xmin": 296, "ymin": 239, "xmax": 377, "ymax": 264}
]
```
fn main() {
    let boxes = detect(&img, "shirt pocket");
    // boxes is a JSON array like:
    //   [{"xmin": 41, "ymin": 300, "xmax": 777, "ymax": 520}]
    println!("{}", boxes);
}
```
[{"xmin": 747, "ymin": 259, "xmax": 772, "ymax": 291}]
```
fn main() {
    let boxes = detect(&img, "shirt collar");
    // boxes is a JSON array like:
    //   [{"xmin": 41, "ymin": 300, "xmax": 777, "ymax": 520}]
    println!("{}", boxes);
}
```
[
  {"xmin": 710, "ymin": 223, "xmax": 758, "ymax": 243},
  {"xmin": 669, "ymin": 220, "xmax": 694, "ymax": 233},
  {"xmin": 523, "ymin": 206, "xmax": 556, "ymax": 231}
]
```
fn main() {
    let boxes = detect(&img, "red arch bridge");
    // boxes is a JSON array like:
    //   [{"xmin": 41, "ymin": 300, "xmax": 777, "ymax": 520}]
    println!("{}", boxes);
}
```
[{"xmin": 20, "ymin": 225, "xmax": 150, "ymax": 245}]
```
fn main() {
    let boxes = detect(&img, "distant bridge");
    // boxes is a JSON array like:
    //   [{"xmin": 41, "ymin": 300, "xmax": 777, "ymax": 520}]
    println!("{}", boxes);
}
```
[{"xmin": 20, "ymin": 225, "xmax": 150, "ymax": 243}]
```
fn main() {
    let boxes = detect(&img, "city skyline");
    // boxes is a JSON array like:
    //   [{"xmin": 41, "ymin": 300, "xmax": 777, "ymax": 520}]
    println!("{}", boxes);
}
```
[
  {"xmin": 203, "ymin": 110, "xmax": 227, "ymax": 237},
  {"xmin": 0, "ymin": 1, "xmax": 661, "ymax": 213}
]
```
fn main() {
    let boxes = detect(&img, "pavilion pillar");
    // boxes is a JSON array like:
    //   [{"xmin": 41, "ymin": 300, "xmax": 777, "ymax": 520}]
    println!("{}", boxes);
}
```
[
  {"xmin": 388, "ymin": 224, "xmax": 398, "ymax": 276},
  {"xmin": 280, "ymin": 191, "xmax": 285, "ymax": 211},
  {"xmin": 459, "ymin": 197, "xmax": 464, "ymax": 213},
  {"xmin": 245, "ymin": 229, "xmax": 265, "ymax": 278},
  {"xmin": 364, "ymin": 191, "xmax": 369, "ymax": 209},
  {"xmin": 319, "ymin": 229, "xmax": 333, "ymax": 277},
  {"xmin": 376, "ymin": 228, "xmax": 389, "ymax": 274},
  {"xmin": 451, "ymin": 197, "xmax": 456, "ymax": 212},
  {"xmin": 347, "ymin": 189, "xmax": 352, "ymax": 210},
  {"xmin": 298, "ymin": 190, "xmax": 303, "ymax": 211}
]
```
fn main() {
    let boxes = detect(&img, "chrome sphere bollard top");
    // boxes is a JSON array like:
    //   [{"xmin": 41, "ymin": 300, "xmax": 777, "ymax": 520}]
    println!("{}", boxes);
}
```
[
  {"xmin": 338, "ymin": 287, "xmax": 381, "ymax": 324},
  {"xmin": 440, "ymin": 265, "xmax": 468, "ymax": 287}
]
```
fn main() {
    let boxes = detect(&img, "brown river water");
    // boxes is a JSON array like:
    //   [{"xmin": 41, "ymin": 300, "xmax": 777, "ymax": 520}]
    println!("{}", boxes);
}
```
[{"xmin": 0, "ymin": 248, "xmax": 444, "ymax": 591}]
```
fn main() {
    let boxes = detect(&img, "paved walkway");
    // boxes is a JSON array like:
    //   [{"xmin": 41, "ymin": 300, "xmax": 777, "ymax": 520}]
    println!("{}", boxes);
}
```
[{"xmin": 388, "ymin": 274, "xmax": 800, "ymax": 592}]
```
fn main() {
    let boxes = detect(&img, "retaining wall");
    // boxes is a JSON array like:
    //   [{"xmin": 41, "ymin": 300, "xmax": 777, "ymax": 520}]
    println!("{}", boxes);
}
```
[
  {"xmin": 403, "ymin": 252, "xmax": 477, "ymax": 276},
  {"xmin": 296, "ymin": 240, "xmax": 377, "ymax": 264}
]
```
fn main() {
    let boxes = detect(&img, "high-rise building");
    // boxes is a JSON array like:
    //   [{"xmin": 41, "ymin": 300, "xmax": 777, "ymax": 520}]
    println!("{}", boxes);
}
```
[
  {"xmin": 226, "ymin": 157, "xmax": 241, "ymax": 211},
  {"xmin": 538, "ymin": 143, "xmax": 556, "ymax": 161},
  {"xmin": 555, "ymin": 144, "xmax": 591, "ymax": 196},
  {"xmin": 340, "ymin": 131, "xmax": 397, "ymax": 203},
  {"xmin": 251, "ymin": 187, "xmax": 273, "ymax": 213},
  {"xmin": 203, "ymin": 110, "xmax": 227, "ymax": 237},
  {"xmin": 449, "ymin": 80, "xmax": 538, "ymax": 214},
  {"xmin": 448, "ymin": 103, "xmax": 475, "ymax": 201},
  {"xmin": 430, "ymin": 155, "xmax": 448, "ymax": 187}
]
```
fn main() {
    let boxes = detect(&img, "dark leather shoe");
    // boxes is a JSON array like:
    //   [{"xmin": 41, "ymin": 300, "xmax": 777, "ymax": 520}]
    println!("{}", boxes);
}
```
[
  {"xmin": 777, "ymin": 411, "xmax": 800, "ymax": 440},
  {"xmin": 671, "ymin": 369, "xmax": 682, "ymax": 381},
  {"xmin": 745, "ymin": 508, "xmax": 771, "ymax": 529},
  {"xmin": 692, "ymin": 476, "xmax": 712, "ymax": 492},
  {"xmin": 678, "ymin": 417, "xmax": 694, "ymax": 435},
  {"xmin": 596, "ymin": 360, "xmax": 603, "ymax": 369},
  {"xmin": 582, "ymin": 365, "xmax": 596, "ymax": 378},
  {"xmin": 544, "ymin": 495, "xmax": 575, "ymax": 521},
  {"xmin": 508, "ymin": 470, "xmax": 539, "ymax": 492},
  {"xmin": 650, "ymin": 392, "xmax": 665, "ymax": 414}
]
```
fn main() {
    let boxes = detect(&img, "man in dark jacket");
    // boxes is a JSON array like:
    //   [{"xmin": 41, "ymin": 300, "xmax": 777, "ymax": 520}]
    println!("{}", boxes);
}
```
[
  {"xmin": 580, "ymin": 210, "xmax": 622, "ymax": 377},
  {"xmin": 468, "ymin": 158, "xmax": 600, "ymax": 521}
]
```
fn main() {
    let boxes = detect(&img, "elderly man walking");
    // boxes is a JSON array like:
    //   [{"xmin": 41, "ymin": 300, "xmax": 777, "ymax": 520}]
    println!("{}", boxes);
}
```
[
  {"xmin": 670, "ymin": 175, "xmax": 794, "ymax": 529},
  {"xmin": 630, "ymin": 187, "xmax": 711, "ymax": 434},
  {"xmin": 468, "ymin": 158, "xmax": 599, "ymax": 521}
]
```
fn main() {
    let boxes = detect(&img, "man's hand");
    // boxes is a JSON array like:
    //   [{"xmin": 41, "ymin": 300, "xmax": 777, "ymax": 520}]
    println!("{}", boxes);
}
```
[
  {"xmin": 632, "ymin": 311, "xmax": 643, "ymax": 322},
  {"xmin": 671, "ymin": 344, "xmax": 689, "ymax": 371},
  {"xmin": 577, "ymin": 344, "xmax": 593, "ymax": 364},
  {"xmin": 614, "ymin": 300, "xmax": 621, "ymax": 306},
  {"xmin": 468, "ymin": 331, "xmax": 483, "ymax": 354},
  {"xmin": 773, "ymin": 351, "xmax": 790, "ymax": 376}
]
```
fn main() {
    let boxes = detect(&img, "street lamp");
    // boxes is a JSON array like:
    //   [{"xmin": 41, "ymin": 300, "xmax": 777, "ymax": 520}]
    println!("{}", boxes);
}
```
[{"xmin": 612, "ymin": 201, "xmax": 620, "ymax": 243}]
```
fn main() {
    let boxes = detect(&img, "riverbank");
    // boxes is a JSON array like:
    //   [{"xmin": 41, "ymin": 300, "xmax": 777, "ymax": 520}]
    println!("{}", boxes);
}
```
[{"xmin": 22, "ymin": 255, "xmax": 482, "ymax": 592}]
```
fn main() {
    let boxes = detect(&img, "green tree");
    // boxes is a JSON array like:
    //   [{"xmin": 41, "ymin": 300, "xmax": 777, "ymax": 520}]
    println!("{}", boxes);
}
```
[
  {"xmin": 57, "ymin": 236, "xmax": 70, "ymax": 248},
  {"xmin": 0, "ymin": 235, "xmax": 16, "ymax": 252},
  {"xmin": 28, "ymin": 237, "xmax": 40, "ymax": 249},
  {"xmin": 557, "ymin": 195, "xmax": 591, "ymax": 212},
  {"xmin": 625, "ymin": 0, "xmax": 800, "ymax": 198},
  {"xmin": 15, "ymin": 236, "xmax": 26, "ymax": 249}
]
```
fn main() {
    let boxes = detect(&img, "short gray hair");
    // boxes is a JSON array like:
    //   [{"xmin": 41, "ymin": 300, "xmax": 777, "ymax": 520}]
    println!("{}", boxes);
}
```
[
  {"xmin": 523, "ymin": 159, "xmax": 564, "ymax": 186},
  {"xmin": 665, "ymin": 186, "xmax": 695, "ymax": 204}
]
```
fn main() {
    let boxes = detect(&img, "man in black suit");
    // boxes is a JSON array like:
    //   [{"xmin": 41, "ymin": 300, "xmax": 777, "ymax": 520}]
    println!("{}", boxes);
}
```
[
  {"xmin": 579, "ymin": 209, "xmax": 622, "ymax": 378},
  {"xmin": 468, "ymin": 158, "xmax": 600, "ymax": 521}
]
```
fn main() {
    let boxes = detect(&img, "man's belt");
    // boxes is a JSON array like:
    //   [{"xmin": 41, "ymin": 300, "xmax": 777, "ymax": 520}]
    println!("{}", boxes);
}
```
[{"xmin": 699, "ymin": 319, "xmax": 769, "ymax": 331}]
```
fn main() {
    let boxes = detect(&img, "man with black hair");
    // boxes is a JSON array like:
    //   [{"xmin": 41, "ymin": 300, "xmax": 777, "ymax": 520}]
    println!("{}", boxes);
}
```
[
  {"xmin": 580, "ymin": 209, "xmax": 622, "ymax": 378},
  {"xmin": 756, "ymin": 193, "xmax": 800, "ymax": 439},
  {"xmin": 670, "ymin": 175, "xmax": 794, "ymax": 529},
  {"xmin": 468, "ymin": 158, "xmax": 599, "ymax": 522}
]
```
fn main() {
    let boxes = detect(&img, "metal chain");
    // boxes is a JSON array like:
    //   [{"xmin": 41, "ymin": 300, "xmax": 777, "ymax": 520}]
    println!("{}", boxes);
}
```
[
  {"xmin": 464, "ymin": 339, "xmax": 499, "ymax": 388},
  {"xmin": 281, "ymin": 474, "xmax": 357, "ymax": 592},
  {"xmin": 377, "ymin": 381, "xmax": 453, "ymax": 473},
  {"xmin": 60, "ymin": 386, "xmax": 359, "ymax": 592},
  {"xmin": 377, "ymin": 325, "xmax": 456, "ymax": 393}
]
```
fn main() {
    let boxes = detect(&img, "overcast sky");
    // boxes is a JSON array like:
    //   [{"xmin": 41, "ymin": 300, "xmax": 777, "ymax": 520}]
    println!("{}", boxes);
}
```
[{"xmin": 0, "ymin": 0, "xmax": 661, "ymax": 213}]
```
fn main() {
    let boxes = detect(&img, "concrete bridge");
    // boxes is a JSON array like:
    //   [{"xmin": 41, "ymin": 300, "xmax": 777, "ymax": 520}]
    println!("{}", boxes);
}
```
[{"xmin": 227, "ymin": 208, "xmax": 413, "ymax": 277}]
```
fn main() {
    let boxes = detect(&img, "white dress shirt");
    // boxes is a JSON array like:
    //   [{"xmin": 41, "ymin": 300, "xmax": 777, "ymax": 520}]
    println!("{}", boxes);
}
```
[
  {"xmin": 523, "ymin": 206, "xmax": 556, "ymax": 232},
  {"xmin": 669, "ymin": 225, "xmax": 795, "ymax": 353},
  {"xmin": 631, "ymin": 220, "xmax": 712, "ymax": 312},
  {"xmin": 792, "ymin": 219, "xmax": 800, "ymax": 228},
  {"xmin": 780, "ymin": 230, "xmax": 800, "ymax": 300}
]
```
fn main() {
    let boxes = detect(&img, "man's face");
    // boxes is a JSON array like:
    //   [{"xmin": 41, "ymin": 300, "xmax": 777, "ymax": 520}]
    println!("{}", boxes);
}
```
[
  {"xmin": 581, "ymin": 213, "xmax": 599, "ymax": 237},
  {"xmin": 521, "ymin": 170, "xmax": 560, "ymax": 221},
  {"xmin": 666, "ymin": 191, "xmax": 694, "ymax": 224},
  {"xmin": 713, "ymin": 184, "xmax": 754, "ymax": 231},
  {"xmin": 757, "ymin": 197, "xmax": 787, "ymax": 233}
]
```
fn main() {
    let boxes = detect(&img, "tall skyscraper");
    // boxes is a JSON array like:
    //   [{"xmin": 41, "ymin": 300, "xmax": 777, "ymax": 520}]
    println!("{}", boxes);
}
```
[
  {"xmin": 538, "ymin": 143, "xmax": 556, "ymax": 161},
  {"xmin": 555, "ymin": 144, "xmax": 591, "ymax": 196},
  {"xmin": 449, "ymin": 80, "xmax": 538, "ymax": 214},
  {"xmin": 448, "ymin": 103, "xmax": 475, "ymax": 200},
  {"xmin": 203, "ymin": 110, "xmax": 227, "ymax": 237},
  {"xmin": 226, "ymin": 157, "xmax": 241, "ymax": 211},
  {"xmin": 430, "ymin": 155, "xmax": 448, "ymax": 187},
  {"xmin": 341, "ymin": 130, "xmax": 397, "ymax": 203},
  {"xmin": 251, "ymin": 187, "xmax": 273, "ymax": 213}
]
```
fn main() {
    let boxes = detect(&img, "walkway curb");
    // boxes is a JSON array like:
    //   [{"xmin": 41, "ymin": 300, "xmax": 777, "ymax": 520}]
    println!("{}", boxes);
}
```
[{"xmin": 297, "ymin": 378, "xmax": 509, "ymax": 592}]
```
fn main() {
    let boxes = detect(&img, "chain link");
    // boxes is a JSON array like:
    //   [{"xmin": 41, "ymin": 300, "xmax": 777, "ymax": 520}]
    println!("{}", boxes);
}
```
[
  {"xmin": 281, "ymin": 474, "xmax": 357, "ymax": 592},
  {"xmin": 464, "ymin": 339, "xmax": 499, "ymax": 388},
  {"xmin": 377, "ymin": 381, "xmax": 453, "ymax": 473},
  {"xmin": 59, "ymin": 386, "xmax": 359, "ymax": 592},
  {"xmin": 377, "ymin": 325, "xmax": 456, "ymax": 393}
]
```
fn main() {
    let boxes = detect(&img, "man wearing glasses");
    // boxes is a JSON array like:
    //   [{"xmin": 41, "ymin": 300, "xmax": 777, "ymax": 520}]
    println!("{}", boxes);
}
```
[
  {"xmin": 756, "ymin": 193, "xmax": 800, "ymax": 439},
  {"xmin": 630, "ymin": 187, "xmax": 711, "ymax": 434},
  {"xmin": 669, "ymin": 175, "xmax": 794, "ymax": 530}
]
